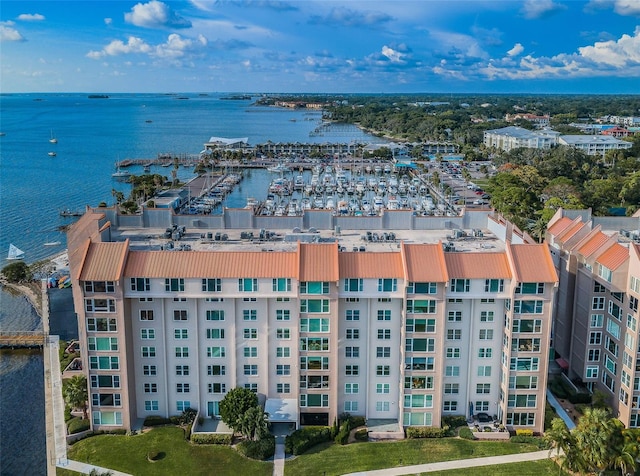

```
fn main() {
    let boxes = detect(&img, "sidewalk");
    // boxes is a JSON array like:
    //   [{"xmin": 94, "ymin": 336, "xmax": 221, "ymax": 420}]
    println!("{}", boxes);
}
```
[
  {"xmin": 57, "ymin": 460, "xmax": 133, "ymax": 476},
  {"xmin": 343, "ymin": 449, "xmax": 552, "ymax": 476}
]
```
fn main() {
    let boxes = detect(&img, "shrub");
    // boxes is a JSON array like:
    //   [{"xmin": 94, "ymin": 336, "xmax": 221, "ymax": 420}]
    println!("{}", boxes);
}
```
[
  {"xmin": 191, "ymin": 433, "xmax": 232, "ymax": 445},
  {"xmin": 459, "ymin": 427, "xmax": 475, "ymax": 440},
  {"xmin": 515, "ymin": 429, "xmax": 534, "ymax": 437},
  {"xmin": 350, "ymin": 416, "xmax": 366, "ymax": 428},
  {"xmin": 285, "ymin": 426, "xmax": 332, "ymax": 455},
  {"xmin": 64, "ymin": 405, "xmax": 73, "ymax": 423},
  {"xmin": 144, "ymin": 416, "xmax": 171, "ymax": 427},
  {"xmin": 67, "ymin": 417, "xmax": 90, "ymax": 435},
  {"xmin": 574, "ymin": 403, "xmax": 590, "ymax": 414},
  {"xmin": 237, "ymin": 435, "xmax": 275, "ymax": 460},
  {"xmin": 335, "ymin": 421, "xmax": 350, "ymax": 445},
  {"xmin": 406, "ymin": 427, "xmax": 447, "ymax": 438},
  {"xmin": 147, "ymin": 450, "xmax": 163, "ymax": 462},
  {"xmin": 354, "ymin": 429, "xmax": 368, "ymax": 441},
  {"xmin": 442, "ymin": 415, "xmax": 468, "ymax": 429},
  {"xmin": 510, "ymin": 435, "xmax": 550, "ymax": 449}
]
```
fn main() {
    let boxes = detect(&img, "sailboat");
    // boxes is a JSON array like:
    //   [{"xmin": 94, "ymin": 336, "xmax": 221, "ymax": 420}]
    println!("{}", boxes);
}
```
[
  {"xmin": 49, "ymin": 130, "xmax": 58, "ymax": 144},
  {"xmin": 7, "ymin": 244, "xmax": 25, "ymax": 260}
]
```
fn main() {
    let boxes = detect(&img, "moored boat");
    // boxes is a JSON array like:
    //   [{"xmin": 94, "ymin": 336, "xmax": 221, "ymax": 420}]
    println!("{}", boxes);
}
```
[{"xmin": 7, "ymin": 244, "xmax": 25, "ymax": 260}]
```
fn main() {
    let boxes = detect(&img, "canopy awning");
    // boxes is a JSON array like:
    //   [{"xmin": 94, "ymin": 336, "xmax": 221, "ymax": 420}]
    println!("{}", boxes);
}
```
[
  {"xmin": 265, "ymin": 398, "xmax": 298, "ymax": 423},
  {"xmin": 555, "ymin": 358, "xmax": 569, "ymax": 369}
]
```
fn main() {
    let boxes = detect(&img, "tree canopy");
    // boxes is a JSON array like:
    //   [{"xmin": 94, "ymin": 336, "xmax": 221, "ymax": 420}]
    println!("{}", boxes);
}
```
[{"xmin": 219, "ymin": 387, "xmax": 259, "ymax": 434}]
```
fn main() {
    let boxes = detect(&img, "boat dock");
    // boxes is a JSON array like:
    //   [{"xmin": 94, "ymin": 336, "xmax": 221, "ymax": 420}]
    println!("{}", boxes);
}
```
[{"xmin": 0, "ymin": 331, "xmax": 46, "ymax": 349}]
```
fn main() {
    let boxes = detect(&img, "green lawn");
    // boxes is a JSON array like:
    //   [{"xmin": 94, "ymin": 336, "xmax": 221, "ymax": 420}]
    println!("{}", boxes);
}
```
[
  {"xmin": 416, "ymin": 459, "xmax": 568, "ymax": 476},
  {"xmin": 285, "ymin": 438, "xmax": 543, "ymax": 476},
  {"xmin": 57, "ymin": 427, "xmax": 272, "ymax": 476}
]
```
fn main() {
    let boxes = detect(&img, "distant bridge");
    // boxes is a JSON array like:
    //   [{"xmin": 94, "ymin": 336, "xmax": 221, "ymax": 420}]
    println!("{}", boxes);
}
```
[{"xmin": 0, "ymin": 331, "xmax": 46, "ymax": 349}]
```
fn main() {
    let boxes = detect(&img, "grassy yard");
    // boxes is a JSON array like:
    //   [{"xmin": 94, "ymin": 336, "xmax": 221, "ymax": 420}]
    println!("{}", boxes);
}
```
[
  {"xmin": 416, "ymin": 459, "xmax": 568, "ymax": 476},
  {"xmin": 285, "ymin": 438, "xmax": 543, "ymax": 476},
  {"xmin": 57, "ymin": 426, "xmax": 272, "ymax": 476}
]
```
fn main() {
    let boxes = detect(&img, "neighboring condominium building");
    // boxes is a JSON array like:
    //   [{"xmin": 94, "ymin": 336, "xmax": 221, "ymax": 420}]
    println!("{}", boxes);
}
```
[
  {"xmin": 67, "ymin": 208, "xmax": 557, "ymax": 435},
  {"xmin": 547, "ymin": 210, "xmax": 640, "ymax": 427}
]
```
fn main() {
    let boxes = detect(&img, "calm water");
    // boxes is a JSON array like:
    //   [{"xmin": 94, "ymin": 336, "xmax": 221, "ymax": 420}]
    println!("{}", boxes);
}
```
[{"xmin": 0, "ymin": 93, "xmax": 381, "ymax": 473}]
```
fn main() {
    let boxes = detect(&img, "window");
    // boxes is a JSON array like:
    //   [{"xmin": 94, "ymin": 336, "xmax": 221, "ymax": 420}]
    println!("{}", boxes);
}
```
[
  {"xmin": 445, "ymin": 367, "xmax": 460, "ymax": 377},
  {"xmin": 243, "ymin": 328, "xmax": 258, "ymax": 340},
  {"xmin": 378, "ymin": 329, "xmax": 392, "ymax": 340},
  {"xmin": 143, "ymin": 365, "xmax": 156, "ymax": 376},
  {"xmin": 514, "ymin": 300, "xmax": 543, "ymax": 314},
  {"xmin": 443, "ymin": 401, "xmax": 458, "ymax": 412},
  {"xmin": 516, "ymin": 282, "xmax": 544, "ymax": 294},
  {"xmin": 92, "ymin": 411, "xmax": 123, "ymax": 426},
  {"xmin": 277, "ymin": 383, "xmax": 291, "ymax": 394},
  {"xmin": 475, "ymin": 401, "xmax": 490, "ymax": 412},
  {"xmin": 378, "ymin": 278, "xmax": 397, "ymax": 292},
  {"xmin": 344, "ymin": 278, "xmax": 363, "ymax": 292},
  {"xmin": 244, "ymin": 383, "xmax": 258, "ymax": 393},
  {"xmin": 346, "ymin": 310, "xmax": 360, "ymax": 321},
  {"xmin": 377, "ymin": 310, "xmax": 391, "ymax": 321},
  {"xmin": 202, "ymin": 278, "xmax": 221, "ymax": 292},
  {"xmin": 344, "ymin": 401, "xmax": 358, "ymax": 412},
  {"xmin": 88, "ymin": 337, "xmax": 118, "ymax": 351},
  {"xmin": 300, "ymin": 318, "xmax": 330, "ymax": 333},
  {"xmin": 238, "ymin": 278, "xmax": 258, "ymax": 292},
  {"xmin": 206, "ymin": 328, "xmax": 224, "ymax": 339},
  {"xmin": 300, "ymin": 356, "xmax": 329, "ymax": 370},
  {"xmin": 403, "ymin": 394, "xmax": 433, "ymax": 408},
  {"xmin": 299, "ymin": 394, "xmax": 329, "ymax": 407},
  {"xmin": 447, "ymin": 311, "xmax": 462, "ymax": 322},
  {"xmin": 605, "ymin": 355, "xmax": 617, "ymax": 375},
  {"xmin": 301, "ymin": 375, "xmax": 329, "ymax": 389},
  {"xmin": 479, "ymin": 329, "xmax": 494, "ymax": 340},
  {"xmin": 480, "ymin": 311, "xmax": 494, "ymax": 322},
  {"xmin": 276, "ymin": 347, "xmax": 290, "ymax": 358},
  {"xmin": 377, "ymin": 401, "xmax": 391, "ymax": 412},
  {"xmin": 208, "ymin": 383, "xmax": 226, "ymax": 394},
  {"xmin": 599, "ymin": 264, "xmax": 613, "ymax": 283},
  {"xmin": 376, "ymin": 383, "xmax": 390, "ymax": 394},
  {"xmin": 346, "ymin": 365, "xmax": 359, "ymax": 376},
  {"xmin": 405, "ymin": 376, "xmax": 433, "ymax": 389},
  {"xmin": 175, "ymin": 347, "xmax": 189, "ymax": 358},
  {"xmin": 588, "ymin": 349, "xmax": 600, "ymax": 362},
  {"xmin": 345, "ymin": 298, "xmax": 360, "ymax": 303},
  {"xmin": 276, "ymin": 364, "xmax": 290, "ymax": 376},
  {"xmin": 593, "ymin": 297, "xmax": 606, "ymax": 310},
  {"xmin": 477, "ymin": 366, "xmax": 492, "ymax": 377},
  {"xmin": 300, "ymin": 338, "xmax": 329, "ymax": 352},
  {"xmin": 144, "ymin": 400, "xmax": 159, "ymax": 411},
  {"xmin": 300, "ymin": 299, "xmax": 329, "ymax": 313},
  {"xmin": 345, "ymin": 347, "xmax": 359, "ymax": 358},
  {"xmin": 272, "ymin": 278, "xmax": 291, "ymax": 292},
  {"xmin": 84, "ymin": 299, "xmax": 116, "ymax": 313},
  {"xmin": 376, "ymin": 347, "xmax": 391, "ymax": 358},
  {"xmin": 590, "ymin": 314, "xmax": 604, "ymax": 328},
  {"xmin": 207, "ymin": 365, "xmax": 225, "ymax": 375},
  {"xmin": 447, "ymin": 329, "xmax": 461, "ymax": 340},
  {"xmin": 450, "ymin": 279, "xmax": 470, "ymax": 293},
  {"xmin": 478, "ymin": 348, "xmax": 492, "ymax": 358},
  {"xmin": 84, "ymin": 281, "xmax": 116, "ymax": 293},
  {"xmin": 300, "ymin": 281, "xmax": 329, "ymax": 294},
  {"xmin": 630, "ymin": 296, "xmax": 639, "ymax": 312},
  {"xmin": 508, "ymin": 394, "xmax": 537, "ymax": 408},
  {"xmin": 173, "ymin": 310, "xmax": 187, "ymax": 321},
  {"xmin": 406, "ymin": 300, "xmax": 436, "ymax": 313},
  {"xmin": 589, "ymin": 331, "xmax": 602, "ymax": 345},
  {"xmin": 174, "ymin": 329, "xmax": 188, "ymax": 339},
  {"xmin": 607, "ymin": 319, "xmax": 621, "ymax": 339},
  {"xmin": 90, "ymin": 375, "xmax": 120, "ymax": 389},
  {"xmin": 175, "ymin": 365, "xmax": 189, "ymax": 376},
  {"xmin": 405, "ymin": 357, "xmax": 434, "ymax": 371},
  {"xmin": 512, "ymin": 338, "xmax": 541, "ymax": 352},
  {"xmin": 509, "ymin": 376, "xmax": 538, "ymax": 389},
  {"xmin": 513, "ymin": 319, "xmax": 542, "ymax": 333},
  {"xmin": 244, "ymin": 346, "xmax": 258, "ymax": 357},
  {"xmin": 609, "ymin": 301, "xmax": 622, "ymax": 321},
  {"xmin": 244, "ymin": 364, "xmax": 258, "ymax": 376},
  {"xmin": 206, "ymin": 310, "xmax": 224, "ymax": 321},
  {"xmin": 140, "ymin": 310, "xmax": 154, "ymax": 321},
  {"xmin": 476, "ymin": 383, "xmax": 491, "ymax": 394},
  {"xmin": 446, "ymin": 347, "xmax": 460, "ymax": 358},
  {"xmin": 141, "ymin": 346, "xmax": 156, "ymax": 358},
  {"xmin": 243, "ymin": 309, "xmax": 257, "ymax": 321},
  {"xmin": 89, "ymin": 356, "xmax": 119, "ymax": 370},
  {"xmin": 595, "ymin": 281, "xmax": 607, "ymax": 293},
  {"xmin": 346, "ymin": 329, "xmax": 359, "ymax": 339},
  {"xmin": 408, "ymin": 282, "xmax": 437, "ymax": 294},
  {"xmin": 376, "ymin": 365, "xmax": 390, "ymax": 376},
  {"xmin": 628, "ymin": 314, "xmax": 637, "ymax": 332},
  {"xmin": 165, "ymin": 278, "xmax": 184, "ymax": 292},
  {"xmin": 176, "ymin": 383, "xmax": 190, "ymax": 393},
  {"xmin": 276, "ymin": 310, "xmax": 290, "ymax": 321},
  {"xmin": 87, "ymin": 318, "xmax": 117, "ymax": 332},
  {"xmin": 345, "ymin": 383, "xmax": 359, "ymax": 394},
  {"xmin": 207, "ymin": 347, "xmax": 225, "ymax": 358},
  {"xmin": 506, "ymin": 412, "xmax": 535, "ymax": 426},
  {"xmin": 486, "ymin": 279, "xmax": 505, "ymax": 293},
  {"xmin": 510, "ymin": 358, "xmax": 539, "ymax": 371},
  {"xmin": 140, "ymin": 329, "xmax": 155, "ymax": 340},
  {"xmin": 406, "ymin": 338, "xmax": 434, "ymax": 352},
  {"xmin": 406, "ymin": 318, "xmax": 436, "ymax": 333},
  {"xmin": 176, "ymin": 401, "xmax": 191, "ymax": 412}
]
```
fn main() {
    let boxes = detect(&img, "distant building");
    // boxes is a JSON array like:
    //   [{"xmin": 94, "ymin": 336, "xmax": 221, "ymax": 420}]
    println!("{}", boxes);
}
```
[
  {"xmin": 483, "ymin": 126, "xmax": 560, "ymax": 152},
  {"xmin": 505, "ymin": 114, "xmax": 550, "ymax": 128},
  {"xmin": 602, "ymin": 126, "xmax": 633, "ymax": 138},
  {"xmin": 558, "ymin": 135, "xmax": 632, "ymax": 157}
]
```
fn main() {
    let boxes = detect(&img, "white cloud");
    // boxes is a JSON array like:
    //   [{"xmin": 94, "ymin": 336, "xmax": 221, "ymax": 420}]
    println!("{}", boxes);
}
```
[
  {"xmin": 614, "ymin": 0, "xmax": 640, "ymax": 15},
  {"xmin": 87, "ymin": 36, "xmax": 152, "ymax": 58},
  {"xmin": 124, "ymin": 1, "xmax": 192, "ymax": 29},
  {"xmin": 105, "ymin": 18, "xmax": 113, "ymax": 26},
  {"xmin": 506, "ymin": 43, "xmax": 524, "ymax": 57},
  {"xmin": 154, "ymin": 33, "xmax": 207, "ymax": 58},
  {"xmin": 522, "ymin": 0, "xmax": 567, "ymax": 19},
  {"xmin": 578, "ymin": 26, "xmax": 640, "ymax": 67},
  {"xmin": 381, "ymin": 45, "xmax": 406, "ymax": 63},
  {"xmin": 0, "ymin": 24, "xmax": 25, "ymax": 42},
  {"xmin": 17, "ymin": 13, "xmax": 45, "ymax": 22}
]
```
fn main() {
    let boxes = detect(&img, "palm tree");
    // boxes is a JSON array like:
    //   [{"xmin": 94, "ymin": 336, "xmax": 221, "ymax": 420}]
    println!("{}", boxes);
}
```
[
  {"xmin": 544, "ymin": 418, "xmax": 572, "ymax": 475},
  {"xmin": 63, "ymin": 375, "xmax": 88, "ymax": 419}
]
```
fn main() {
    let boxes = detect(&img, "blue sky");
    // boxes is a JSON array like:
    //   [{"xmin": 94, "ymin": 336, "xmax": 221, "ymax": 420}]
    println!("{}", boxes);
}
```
[{"xmin": 1, "ymin": 0, "xmax": 639, "ymax": 93}]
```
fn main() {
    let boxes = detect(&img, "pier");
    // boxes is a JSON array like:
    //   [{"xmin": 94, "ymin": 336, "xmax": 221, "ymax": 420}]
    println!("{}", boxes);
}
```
[{"xmin": 0, "ymin": 330, "xmax": 46, "ymax": 348}]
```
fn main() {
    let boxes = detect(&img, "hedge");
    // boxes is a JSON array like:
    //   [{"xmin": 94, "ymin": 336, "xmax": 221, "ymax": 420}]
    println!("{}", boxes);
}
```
[
  {"xmin": 237, "ymin": 435, "xmax": 275, "ymax": 460},
  {"xmin": 406, "ymin": 426, "xmax": 447, "ymax": 438},
  {"xmin": 515, "ymin": 429, "xmax": 534, "ymax": 437},
  {"xmin": 459, "ymin": 427, "xmax": 475, "ymax": 440},
  {"xmin": 191, "ymin": 433, "xmax": 232, "ymax": 445},
  {"xmin": 442, "ymin": 415, "xmax": 468, "ymax": 429},
  {"xmin": 285, "ymin": 426, "xmax": 332, "ymax": 455},
  {"xmin": 67, "ymin": 417, "xmax": 91, "ymax": 435},
  {"xmin": 144, "ymin": 416, "xmax": 172, "ymax": 427}
]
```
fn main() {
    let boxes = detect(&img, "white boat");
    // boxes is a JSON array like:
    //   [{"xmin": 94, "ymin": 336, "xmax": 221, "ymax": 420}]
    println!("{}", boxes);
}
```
[
  {"xmin": 267, "ymin": 163, "xmax": 289, "ymax": 173},
  {"xmin": 44, "ymin": 241, "xmax": 61, "ymax": 246},
  {"xmin": 112, "ymin": 162, "xmax": 130, "ymax": 179},
  {"xmin": 49, "ymin": 130, "xmax": 58, "ymax": 144},
  {"xmin": 48, "ymin": 151, "xmax": 56, "ymax": 157},
  {"xmin": 7, "ymin": 244, "xmax": 25, "ymax": 260}
]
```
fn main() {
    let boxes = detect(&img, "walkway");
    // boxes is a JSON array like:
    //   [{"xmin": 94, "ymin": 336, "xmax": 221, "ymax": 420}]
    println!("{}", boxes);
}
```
[
  {"xmin": 273, "ymin": 441, "xmax": 285, "ymax": 476},
  {"xmin": 546, "ymin": 389, "xmax": 577, "ymax": 430},
  {"xmin": 57, "ymin": 460, "xmax": 132, "ymax": 476},
  {"xmin": 343, "ymin": 449, "xmax": 552, "ymax": 476}
]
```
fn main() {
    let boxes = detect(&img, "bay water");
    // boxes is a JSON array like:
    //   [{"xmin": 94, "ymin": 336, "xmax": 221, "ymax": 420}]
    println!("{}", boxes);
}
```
[{"xmin": 0, "ymin": 93, "xmax": 381, "ymax": 473}]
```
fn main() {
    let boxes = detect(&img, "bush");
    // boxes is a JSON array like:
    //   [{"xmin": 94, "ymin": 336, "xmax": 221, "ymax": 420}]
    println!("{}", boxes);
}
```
[
  {"xmin": 568, "ymin": 393, "xmax": 592, "ymax": 404},
  {"xmin": 442, "ymin": 415, "xmax": 468, "ymax": 429},
  {"xmin": 510, "ymin": 435, "xmax": 550, "ymax": 449},
  {"xmin": 285, "ymin": 426, "xmax": 332, "ymax": 455},
  {"xmin": 237, "ymin": 435, "xmax": 275, "ymax": 460},
  {"xmin": 350, "ymin": 416, "xmax": 366, "ymax": 428},
  {"xmin": 354, "ymin": 429, "xmax": 368, "ymax": 441},
  {"xmin": 64, "ymin": 405, "xmax": 73, "ymax": 423},
  {"xmin": 191, "ymin": 433, "xmax": 232, "ymax": 445},
  {"xmin": 406, "ymin": 427, "xmax": 447, "ymax": 438},
  {"xmin": 459, "ymin": 427, "xmax": 475, "ymax": 440},
  {"xmin": 147, "ymin": 450, "xmax": 164, "ymax": 461},
  {"xmin": 67, "ymin": 417, "xmax": 90, "ymax": 435},
  {"xmin": 144, "ymin": 416, "xmax": 171, "ymax": 427},
  {"xmin": 515, "ymin": 429, "xmax": 534, "ymax": 437},
  {"xmin": 574, "ymin": 403, "xmax": 590, "ymax": 414},
  {"xmin": 334, "ymin": 421, "xmax": 350, "ymax": 445}
]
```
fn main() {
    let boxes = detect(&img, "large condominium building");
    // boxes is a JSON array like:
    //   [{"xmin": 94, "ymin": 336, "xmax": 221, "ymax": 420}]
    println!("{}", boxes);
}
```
[
  {"xmin": 557, "ymin": 135, "xmax": 632, "ymax": 157},
  {"xmin": 483, "ymin": 126, "xmax": 560, "ymax": 152},
  {"xmin": 67, "ymin": 208, "xmax": 557, "ymax": 435},
  {"xmin": 547, "ymin": 210, "xmax": 640, "ymax": 427}
]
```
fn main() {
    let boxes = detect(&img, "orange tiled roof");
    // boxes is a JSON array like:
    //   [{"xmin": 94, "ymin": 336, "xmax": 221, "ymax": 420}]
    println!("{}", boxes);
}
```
[
  {"xmin": 444, "ymin": 252, "xmax": 511, "ymax": 279},
  {"xmin": 596, "ymin": 243, "xmax": 629, "ymax": 271},
  {"xmin": 124, "ymin": 250, "xmax": 299, "ymax": 278},
  {"xmin": 555, "ymin": 220, "xmax": 585, "ymax": 243},
  {"xmin": 298, "ymin": 243, "xmax": 339, "ymax": 281},
  {"xmin": 547, "ymin": 216, "xmax": 574, "ymax": 236},
  {"xmin": 402, "ymin": 243, "xmax": 448, "ymax": 282},
  {"xmin": 339, "ymin": 252, "xmax": 404, "ymax": 279},
  {"xmin": 577, "ymin": 231, "xmax": 610, "ymax": 258},
  {"xmin": 79, "ymin": 241, "xmax": 129, "ymax": 281},
  {"xmin": 508, "ymin": 243, "xmax": 558, "ymax": 283}
]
